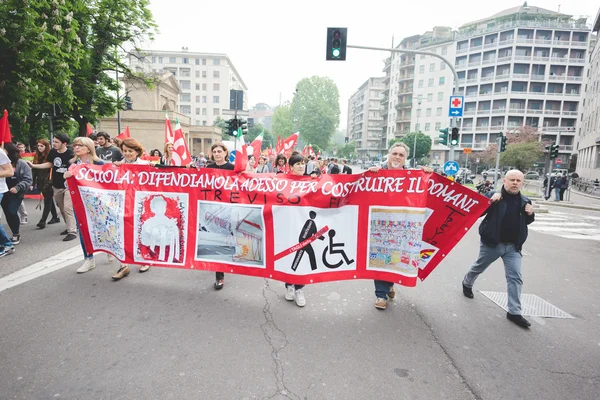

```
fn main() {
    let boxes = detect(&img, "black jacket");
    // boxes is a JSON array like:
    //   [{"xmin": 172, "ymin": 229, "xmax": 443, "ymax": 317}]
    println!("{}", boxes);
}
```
[
  {"xmin": 478, "ymin": 188, "xmax": 535, "ymax": 251},
  {"xmin": 342, "ymin": 165, "xmax": 352, "ymax": 174}
]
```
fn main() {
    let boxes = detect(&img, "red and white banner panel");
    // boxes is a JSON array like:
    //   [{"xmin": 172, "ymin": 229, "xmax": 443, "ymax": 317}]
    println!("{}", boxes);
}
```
[{"xmin": 68, "ymin": 166, "xmax": 489, "ymax": 287}]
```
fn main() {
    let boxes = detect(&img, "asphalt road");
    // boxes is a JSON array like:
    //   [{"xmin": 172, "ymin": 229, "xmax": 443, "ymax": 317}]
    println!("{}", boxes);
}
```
[{"xmin": 1, "ymin": 192, "xmax": 599, "ymax": 400}]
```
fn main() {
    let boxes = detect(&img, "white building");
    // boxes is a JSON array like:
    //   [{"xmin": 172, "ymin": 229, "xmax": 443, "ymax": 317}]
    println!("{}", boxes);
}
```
[
  {"xmin": 454, "ymin": 4, "xmax": 591, "ymax": 166},
  {"xmin": 347, "ymin": 77, "xmax": 386, "ymax": 160},
  {"xmin": 128, "ymin": 48, "xmax": 248, "ymax": 127},
  {"xmin": 577, "ymin": 9, "xmax": 600, "ymax": 180}
]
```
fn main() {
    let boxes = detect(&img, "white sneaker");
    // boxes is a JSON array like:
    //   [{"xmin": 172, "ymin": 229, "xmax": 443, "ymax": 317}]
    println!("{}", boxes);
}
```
[
  {"xmin": 294, "ymin": 289, "xmax": 306, "ymax": 307},
  {"xmin": 107, "ymin": 254, "xmax": 115, "ymax": 263},
  {"xmin": 20, "ymin": 216, "xmax": 28, "ymax": 225},
  {"xmin": 76, "ymin": 258, "xmax": 96, "ymax": 274},
  {"xmin": 285, "ymin": 285, "xmax": 295, "ymax": 301}
]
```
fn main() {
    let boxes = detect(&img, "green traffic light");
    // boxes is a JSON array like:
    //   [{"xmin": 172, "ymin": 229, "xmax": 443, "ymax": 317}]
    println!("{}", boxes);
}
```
[
  {"xmin": 332, "ymin": 48, "xmax": 340, "ymax": 58},
  {"xmin": 450, "ymin": 139, "xmax": 458, "ymax": 146}
]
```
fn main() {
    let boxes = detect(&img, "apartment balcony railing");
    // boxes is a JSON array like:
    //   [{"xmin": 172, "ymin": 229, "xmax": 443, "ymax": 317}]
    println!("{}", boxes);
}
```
[
  {"xmin": 463, "ymin": 110, "xmax": 476, "ymax": 116},
  {"xmin": 549, "ymin": 74, "xmax": 566, "ymax": 80},
  {"xmin": 480, "ymin": 75, "xmax": 494, "ymax": 82},
  {"xmin": 476, "ymin": 126, "xmax": 491, "ymax": 131},
  {"xmin": 516, "ymin": 37, "xmax": 534, "ymax": 44},
  {"xmin": 544, "ymin": 109, "xmax": 562, "ymax": 115},
  {"xmin": 569, "ymin": 58, "xmax": 586, "ymax": 64},
  {"xmin": 563, "ymin": 92, "xmax": 581, "ymax": 96},
  {"xmin": 570, "ymin": 41, "xmax": 588, "ymax": 47},
  {"xmin": 553, "ymin": 40, "xmax": 571, "ymax": 46},
  {"xmin": 497, "ymin": 55, "xmax": 512, "ymax": 62},
  {"xmin": 484, "ymin": 42, "xmax": 497, "ymax": 49},
  {"xmin": 490, "ymin": 125, "xmax": 505, "ymax": 131},
  {"xmin": 498, "ymin": 38, "xmax": 514, "ymax": 46},
  {"xmin": 526, "ymin": 109, "xmax": 544, "ymax": 114},
  {"xmin": 535, "ymin": 39, "xmax": 553, "ymax": 45},
  {"xmin": 512, "ymin": 73, "xmax": 530, "ymax": 79},
  {"xmin": 470, "ymin": 45, "xmax": 483, "ymax": 52},
  {"xmin": 462, "ymin": 126, "xmax": 474, "ymax": 132},
  {"xmin": 508, "ymin": 108, "xmax": 526, "ymax": 114},
  {"xmin": 477, "ymin": 109, "xmax": 491, "ymax": 114},
  {"xmin": 468, "ymin": 60, "xmax": 481, "ymax": 66},
  {"xmin": 562, "ymin": 111, "xmax": 579, "ymax": 116},
  {"xmin": 395, "ymin": 102, "xmax": 412, "ymax": 110},
  {"xmin": 467, "ymin": 78, "xmax": 479, "ymax": 84},
  {"xmin": 465, "ymin": 93, "xmax": 478, "ymax": 98},
  {"xmin": 456, "ymin": 63, "xmax": 468, "ymax": 70},
  {"xmin": 559, "ymin": 145, "xmax": 574, "ymax": 151},
  {"xmin": 457, "ymin": 20, "xmax": 590, "ymax": 40},
  {"xmin": 551, "ymin": 57, "xmax": 569, "ymax": 63},
  {"xmin": 495, "ymin": 73, "xmax": 510, "ymax": 80},
  {"xmin": 457, "ymin": 47, "xmax": 468, "ymax": 54},
  {"xmin": 566, "ymin": 76, "xmax": 583, "ymax": 81},
  {"xmin": 532, "ymin": 56, "xmax": 550, "ymax": 62},
  {"xmin": 482, "ymin": 58, "xmax": 496, "ymax": 65},
  {"xmin": 514, "ymin": 55, "xmax": 532, "ymax": 61},
  {"xmin": 531, "ymin": 74, "xmax": 545, "ymax": 80},
  {"xmin": 542, "ymin": 126, "xmax": 576, "ymax": 132},
  {"xmin": 473, "ymin": 142, "xmax": 489, "ymax": 149},
  {"xmin": 492, "ymin": 109, "xmax": 506, "ymax": 114}
]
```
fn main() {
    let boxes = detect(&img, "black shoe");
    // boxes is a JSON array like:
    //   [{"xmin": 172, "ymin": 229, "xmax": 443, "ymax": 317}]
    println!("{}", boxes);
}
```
[
  {"xmin": 462, "ymin": 283, "xmax": 474, "ymax": 299},
  {"xmin": 214, "ymin": 279, "xmax": 224, "ymax": 290},
  {"xmin": 60, "ymin": 230, "xmax": 68, "ymax": 235},
  {"xmin": 506, "ymin": 312, "xmax": 531, "ymax": 328},
  {"xmin": 11, "ymin": 234, "xmax": 21, "ymax": 245},
  {"xmin": 37, "ymin": 221, "xmax": 46, "ymax": 229},
  {"xmin": 63, "ymin": 233, "xmax": 78, "ymax": 242},
  {"xmin": 48, "ymin": 217, "xmax": 60, "ymax": 225}
]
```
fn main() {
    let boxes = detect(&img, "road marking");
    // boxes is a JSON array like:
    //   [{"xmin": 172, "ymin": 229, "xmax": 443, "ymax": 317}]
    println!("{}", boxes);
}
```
[
  {"xmin": 530, "ymin": 227, "xmax": 599, "ymax": 233},
  {"xmin": 0, "ymin": 246, "xmax": 82, "ymax": 294},
  {"xmin": 532, "ymin": 222, "xmax": 596, "ymax": 227}
]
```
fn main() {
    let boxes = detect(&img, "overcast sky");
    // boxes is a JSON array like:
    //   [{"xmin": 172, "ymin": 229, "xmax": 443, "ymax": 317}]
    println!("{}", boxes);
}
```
[{"xmin": 145, "ymin": 1, "xmax": 597, "ymax": 129}]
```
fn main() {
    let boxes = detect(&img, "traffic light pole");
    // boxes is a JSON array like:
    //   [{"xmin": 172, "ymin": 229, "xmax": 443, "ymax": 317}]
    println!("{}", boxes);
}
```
[
  {"xmin": 494, "ymin": 136, "xmax": 501, "ymax": 191},
  {"xmin": 347, "ymin": 44, "xmax": 461, "ymax": 162}
]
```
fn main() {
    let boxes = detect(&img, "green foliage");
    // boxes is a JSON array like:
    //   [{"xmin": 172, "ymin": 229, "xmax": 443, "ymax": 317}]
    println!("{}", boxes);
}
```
[
  {"xmin": 336, "ymin": 142, "xmax": 355, "ymax": 159},
  {"xmin": 214, "ymin": 116, "xmax": 229, "ymax": 140},
  {"xmin": 271, "ymin": 104, "xmax": 294, "ymax": 140},
  {"xmin": 500, "ymin": 141, "xmax": 544, "ymax": 172},
  {"xmin": 246, "ymin": 123, "xmax": 274, "ymax": 150},
  {"xmin": 293, "ymin": 76, "xmax": 340, "ymax": 150},
  {"xmin": 399, "ymin": 132, "xmax": 432, "ymax": 161}
]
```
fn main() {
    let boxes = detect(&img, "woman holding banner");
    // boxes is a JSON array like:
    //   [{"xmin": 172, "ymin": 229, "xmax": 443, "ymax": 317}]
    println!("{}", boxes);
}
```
[
  {"xmin": 206, "ymin": 143, "xmax": 234, "ymax": 290},
  {"xmin": 32, "ymin": 139, "xmax": 59, "ymax": 229},
  {"xmin": 109, "ymin": 138, "xmax": 152, "ymax": 280},
  {"xmin": 63, "ymin": 137, "xmax": 105, "ymax": 274},
  {"xmin": 160, "ymin": 143, "xmax": 175, "ymax": 166}
]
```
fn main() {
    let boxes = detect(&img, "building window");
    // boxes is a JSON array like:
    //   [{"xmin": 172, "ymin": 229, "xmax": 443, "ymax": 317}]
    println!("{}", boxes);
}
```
[
  {"xmin": 437, "ymin": 92, "xmax": 444, "ymax": 101},
  {"xmin": 419, "ymin": 65, "xmax": 425, "ymax": 73},
  {"xmin": 429, "ymin": 63, "xmax": 435, "ymax": 72},
  {"xmin": 435, "ymin": 122, "xmax": 441, "ymax": 130},
  {"xmin": 181, "ymin": 93, "xmax": 191, "ymax": 102},
  {"xmin": 181, "ymin": 80, "xmax": 190, "ymax": 89},
  {"xmin": 195, "ymin": 71, "xmax": 200, "ymax": 78},
  {"xmin": 203, "ymin": 120, "xmax": 207, "ymax": 125},
  {"xmin": 202, "ymin": 108, "xmax": 207, "ymax": 115},
  {"xmin": 180, "ymin": 105, "xmax": 191, "ymax": 114},
  {"xmin": 213, "ymin": 58, "xmax": 220, "ymax": 65},
  {"xmin": 158, "ymin": 57, "xmax": 163, "ymax": 63},
  {"xmin": 428, "ymin": 78, "xmax": 434, "ymax": 87},
  {"xmin": 195, "ymin": 58, "xmax": 200, "ymax": 65},
  {"xmin": 195, "ymin": 95, "xmax": 200, "ymax": 102},
  {"xmin": 202, "ymin": 83, "xmax": 207, "ymax": 90},
  {"xmin": 169, "ymin": 57, "xmax": 176, "ymax": 63},
  {"xmin": 202, "ymin": 59, "xmax": 207, "ymax": 65},
  {"xmin": 439, "ymin": 77, "xmax": 445, "ymax": 85},
  {"xmin": 183, "ymin": 57, "xmax": 189, "ymax": 64},
  {"xmin": 427, "ymin": 93, "xmax": 433, "ymax": 102},
  {"xmin": 420, "ymin": 55, "xmax": 425, "ymax": 59},
  {"xmin": 442, "ymin": 46, "xmax": 448, "ymax": 55},
  {"xmin": 418, "ymin": 80, "xmax": 424, "ymax": 88},
  {"xmin": 213, "ymin": 83, "xmax": 220, "ymax": 90},
  {"xmin": 213, "ymin": 70, "xmax": 220, "ymax": 78},
  {"xmin": 195, "ymin": 120, "xmax": 200, "ymax": 125},
  {"xmin": 213, "ymin": 96, "xmax": 219, "ymax": 103},
  {"xmin": 440, "ymin": 62, "xmax": 446, "ymax": 70},
  {"xmin": 426, "ymin": 108, "xmax": 432, "ymax": 117},
  {"xmin": 415, "ymin": 123, "xmax": 421, "ymax": 131},
  {"xmin": 425, "ymin": 123, "xmax": 431, "ymax": 131},
  {"xmin": 180, "ymin": 69, "xmax": 190, "ymax": 77},
  {"xmin": 195, "ymin": 83, "xmax": 200, "ymax": 90},
  {"xmin": 202, "ymin": 96, "xmax": 207, "ymax": 103},
  {"xmin": 436, "ymin": 107, "xmax": 442, "ymax": 116},
  {"xmin": 152, "ymin": 56, "xmax": 156, "ymax": 63},
  {"xmin": 202, "ymin": 71, "xmax": 207, "ymax": 78},
  {"xmin": 195, "ymin": 108, "xmax": 200, "ymax": 115},
  {"xmin": 213, "ymin": 108, "xmax": 220, "ymax": 116}
]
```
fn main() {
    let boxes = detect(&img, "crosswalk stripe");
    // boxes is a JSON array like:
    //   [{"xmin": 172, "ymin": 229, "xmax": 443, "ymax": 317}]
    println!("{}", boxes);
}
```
[
  {"xmin": 530, "ymin": 226, "xmax": 600, "ymax": 233},
  {"xmin": 532, "ymin": 222, "xmax": 596, "ymax": 227}
]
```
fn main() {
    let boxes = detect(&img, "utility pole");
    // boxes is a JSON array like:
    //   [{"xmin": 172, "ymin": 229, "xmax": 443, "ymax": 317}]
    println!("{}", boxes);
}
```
[
  {"xmin": 116, "ymin": 68, "xmax": 121, "ymax": 134},
  {"xmin": 413, "ymin": 95, "xmax": 423, "ymax": 167}
]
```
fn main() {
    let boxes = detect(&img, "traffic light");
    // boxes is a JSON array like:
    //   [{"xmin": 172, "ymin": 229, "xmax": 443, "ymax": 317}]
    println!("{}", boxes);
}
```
[
  {"xmin": 326, "ymin": 28, "xmax": 347, "ymax": 61},
  {"xmin": 450, "ymin": 127, "xmax": 459, "ymax": 146},
  {"xmin": 550, "ymin": 142, "xmax": 559, "ymax": 159},
  {"xmin": 499, "ymin": 134, "xmax": 507, "ymax": 152},
  {"xmin": 438, "ymin": 128, "xmax": 449, "ymax": 146},
  {"xmin": 226, "ymin": 118, "xmax": 239, "ymax": 135},
  {"xmin": 238, "ymin": 118, "xmax": 248, "ymax": 135},
  {"xmin": 344, "ymin": 137, "xmax": 349, "ymax": 143},
  {"xmin": 124, "ymin": 96, "xmax": 132, "ymax": 111}
]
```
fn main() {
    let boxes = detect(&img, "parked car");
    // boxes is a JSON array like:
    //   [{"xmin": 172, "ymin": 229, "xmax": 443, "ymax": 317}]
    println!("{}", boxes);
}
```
[
  {"xmin": 524, "ymin": 171, "xmax": 540, "ymax": 180},
  {"xmin": 484, "ymin": 168, "xmax": 503, "ymax": 178}
]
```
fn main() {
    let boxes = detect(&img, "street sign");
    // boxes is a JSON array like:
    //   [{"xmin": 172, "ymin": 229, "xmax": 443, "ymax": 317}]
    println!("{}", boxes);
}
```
[
  {"xmin": 448, "ymin": 96, "xmax": 464, "ymax": 117},
  {"xmin": 463, "ymin": 148, "xmax": 472, "ymax": 154},
  {"xmin": 443, "ymin": 160, "xmax": 460, "ymax": 176},
  {"xmin": 556, "ymin": 158, "xmax": 562, "ymax": 165}
]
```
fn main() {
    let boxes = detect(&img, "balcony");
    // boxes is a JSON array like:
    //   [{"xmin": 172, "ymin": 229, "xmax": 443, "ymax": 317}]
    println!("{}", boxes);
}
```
[
  {"xmin": 456, "ymin": 63, "xmax": 468, "ymax": 70},
  {"xmin": 495, "ymin": 73, "xmax": 510, "ymax": 80},
  {"xmin": 473, "ymin": 142, "xmax": 488, "ymax": 149},
  {"xmin": 559, "ymin": 145, "xmax": 574, "ymax": 151},
  {"xmin": 569, "ymin": 58, "xmax": 586, "ymax": 64},
  {"xmin": 470, "ymin": 45, "xmax": 483, "ymax": 52},
  {"xmin": 526, "ymin": 109, "xmax": 544, "ymax": 114},
  {"xmin": 484, "ymin": 42, "xmax": 497, "ymax": 49},
  {"xmin": 553, "ymin": 40, "xmax": 571, "ymax": 46},
  {"xmin": 399, "ymin": 74, "xmax": 415, "ymax": 82},
  {"xmin": 535, "ymin": 38, "xmax": 552, "ymax": 45},
  {"xmin": 549, "ymin": 74, "xmax": 566, "ymax": 80},
  {"xmin": 465, "ymin": 92, "xmax": 478, "ymax": 98},
  {"xmin": 457, "ymin": 47, "xmax": 469, "ymax": 54},
  {"xmin": 516, "ymin": 37, "xmax": 534, "ymax": 44},
  {"xmin": 497, "ymin": 55, "xmax": 512, "ymax": 62},
  {"xmin": 570, "ymin": 41, "xmax": 588, "ymax": 48},
  {"xmin": 498, "ymin": 38, "xmax": 514, "ymax": 46},
  {"xmin": 562, "ymin": 110, "xmax": 579, "ymax": 116},
  {"xmin": 463, "ymin": 110, "xmax": 477, "ymax": 116},
  {"xmin": 563, "ymin": 91, "xmax": 581, "ymax": 97},
  {"xmin": 476, "ymin": 109, "xmax": 491, "ymax": 115},
  {"xmin": 466, "ymin": 78, "xmax": 479, "ymax": 84},
  {"xmin": 480, "ymin": 75, "xmax": 494, "ymax": 82},
  {"xmin": 492, "ymin": 108, "xmax": 506, "ymax": 114},
  {"xmin": 531, "ymin": 74, "xmax": 545, "ymax": 80},
  {"xmin": 508, "ymin": 108, "xmax": 526, "ymax": 114},
  {"xmin": 551, "ymin": 57, "xmax": 569, "ymax": 63},
  {"xmin": 514, "ymin": 55, "xmax": 532, "ymax": 62},
  {"xmin": 512, "ymin": 73, "xmax": 529, "ymax": 79},
  {"xmin": 542, "ymin": 126, "xmax": 576, "ymax": 132},
  {"xmin": 544, "ymin": 109, "xmax": 562, "ymax": 115},
  {"xmin": 461, "ymin": 126, "xmax": 474, "ymax": 132},
  {"xmin": 468, "ymin": 60, "xmax": 481, "ymax": 66},
  {"xmin": 566, "ymin": 76, "xmax": 583, "ymax": 82},
  {"xmin": 395, "ymin": 102, "xmax": 412, "ymax": 110},
  {"xmin": 475, "ymin": 126, "xmax": 491, "ymax": 131},
  {"xmin": 490, "ymin": 125, "xmax": 505, "ymax": 131},
  {"xmin": 482, "ymin": 58, "xmax": 496, "ymax": 65},
  {"xmin": 532, "ymin": 56, "xmax": 550, "ymax": 62}
]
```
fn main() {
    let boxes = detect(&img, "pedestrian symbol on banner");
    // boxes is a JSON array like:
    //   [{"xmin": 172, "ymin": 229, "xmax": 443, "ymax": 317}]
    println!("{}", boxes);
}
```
[{"xmin": 443, "ymin": 161, "xmax": 460, "ymax": 176}]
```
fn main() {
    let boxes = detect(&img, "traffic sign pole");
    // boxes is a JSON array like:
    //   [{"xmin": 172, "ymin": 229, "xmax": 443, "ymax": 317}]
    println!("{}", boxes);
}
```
[{"xmin": 494, "ymin": 136, "xmax": 501, "ymax": 191}]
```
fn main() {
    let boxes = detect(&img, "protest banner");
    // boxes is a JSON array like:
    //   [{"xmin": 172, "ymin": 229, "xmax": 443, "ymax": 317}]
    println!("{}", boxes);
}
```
[{"xmin": 68, "ymin": 166, "xmax": 489, "ymax": 287}]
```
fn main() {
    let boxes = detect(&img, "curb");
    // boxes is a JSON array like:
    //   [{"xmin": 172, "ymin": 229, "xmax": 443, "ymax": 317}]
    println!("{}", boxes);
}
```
[{"xmin": 534, "ymin": 201, "xmax": 600, "ymax": 212}]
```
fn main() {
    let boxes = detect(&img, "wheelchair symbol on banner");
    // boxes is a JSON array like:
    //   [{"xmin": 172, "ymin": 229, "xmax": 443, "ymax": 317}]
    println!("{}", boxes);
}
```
[{"xmin": 322, "ymin": 230, "xmax": 355, "ymax": 269}]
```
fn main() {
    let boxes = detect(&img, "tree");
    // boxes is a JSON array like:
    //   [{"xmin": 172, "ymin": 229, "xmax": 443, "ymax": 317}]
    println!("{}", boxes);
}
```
[
  {"xmin": 271, "ymin": 104, "xmax": 294, "ymax": 141},
  {"xmin": 399, "ymin": 132, "xmax": 432, "ymax": 163},
  {"xmin": 337, "ymin": 142, "xmax": 355, "ymax": 159},
  {"xmin": 293, "ymin": 76, "xmax": 340, "ymax": 150},
  {"xmin": 0, "ymin": 0, "xmax": 83, "ymax": 141},
  {"xmin": 500, "ymin": 141, "xmax": 544, "ymax": 171}
]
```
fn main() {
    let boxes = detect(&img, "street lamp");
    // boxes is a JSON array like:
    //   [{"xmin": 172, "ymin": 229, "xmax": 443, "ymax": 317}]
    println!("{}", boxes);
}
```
[{"xmin": 413, "ymin": 95, "xmax": 423, "ymax": 167}]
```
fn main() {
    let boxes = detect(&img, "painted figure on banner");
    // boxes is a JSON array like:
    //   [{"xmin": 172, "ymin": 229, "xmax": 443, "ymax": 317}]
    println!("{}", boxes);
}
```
[
  {"xmin": 322, "ymin": 229, "xmax": 355, "ymax": 269},
  {"xmin": 291, "ymin": 210, "xmax": 325, "ymax": 272},
  {"xmin": 135, "ymin": 193, "xmax": 188, "ymax": 265}
]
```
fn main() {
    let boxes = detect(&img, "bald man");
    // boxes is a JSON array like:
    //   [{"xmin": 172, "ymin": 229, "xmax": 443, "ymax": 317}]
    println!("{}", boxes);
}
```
[{"xmin": 462, "ymin": 170, "xmax": 535, "ymax": 328}]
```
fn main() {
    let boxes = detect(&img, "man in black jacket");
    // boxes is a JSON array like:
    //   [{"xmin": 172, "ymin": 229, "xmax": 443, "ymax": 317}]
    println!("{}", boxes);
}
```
[
  {"xmin": 462, "ymin": 170, "xmax": 535, "ymax": 328},
  {"xmin": 341, "ymin": 159, "xmax": 352, "ymax": 174}
]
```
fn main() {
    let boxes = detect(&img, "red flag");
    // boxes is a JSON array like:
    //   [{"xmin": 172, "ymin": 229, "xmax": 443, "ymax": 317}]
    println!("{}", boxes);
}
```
[
  {"xmin": 281, "ymin": 132, "xmax": 299, "ymax": 158},
  {"xmin": 317, "ymin": 150, "xmax": 321, "ymax": 157},
  {"xmin": 308, "ymin": 145, "xmax": 315, "ymax": 157},
  {"xmin": 275, "ymin": 136, "xmax": 283, "ymax": 154},
  {"xmin": 268, "ymin": 146, "xmax": 275, "ymax": 157},
  {"xmin": 170, "ymin": 119, "xmax": 191, "ymax": 166},
  {"xmin": 249, "ymin": 131, "xmax": 263, "ymax": 159},
  {"xmin": 302, "ymin": 145, "xmax": 307, "ymax": 157},
  {"xmin": 86, "ymin": 123, "xmax": 94, "ymax": 136},
  {"xmin": 116, "ymin": 126, "xmax": 130, "ymax": 140},
  {"xmin": 164, "ymin": 112, "xmax": 175, "ymax": 144},
  {"xmin": 234, "ymin": 144, "xmax": 248, "ymax": 173},
  {"xmin": 0, "ymin": 110, "xmax": 12, "ymax": 145}
]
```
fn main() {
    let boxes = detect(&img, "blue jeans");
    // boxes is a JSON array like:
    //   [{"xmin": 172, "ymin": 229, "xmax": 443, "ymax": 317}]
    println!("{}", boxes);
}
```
[
  {"xmin": 554, "ymin": 187, "xmax": 561, "ymax": 201},
  {"xmin": 463, "ymin": 242, "xmax": 523, "ymax": 315},
  {"xmin": 1, "ymin": 192, "xmax": 23, "ymax": 235},
  {"xmin": 74, "ymin": 213, "xmax": 93, "ymax": 259},
  {"xmin": 374, "ymin": 280, "xmax": 394, "ymax": 299},
  {"xmin": 0, "ymin": 193, "xmax": 13, "ymax": 247}
]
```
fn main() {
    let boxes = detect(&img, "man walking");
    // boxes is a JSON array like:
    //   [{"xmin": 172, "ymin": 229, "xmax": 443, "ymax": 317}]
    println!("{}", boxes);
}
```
[
  {"xmin": 462, "ymin": 170, "xmax": 535, "ymax": 328},
  {"xmin": 95, "ymin": 132, "xmax": 123, "ymax": 163}
]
